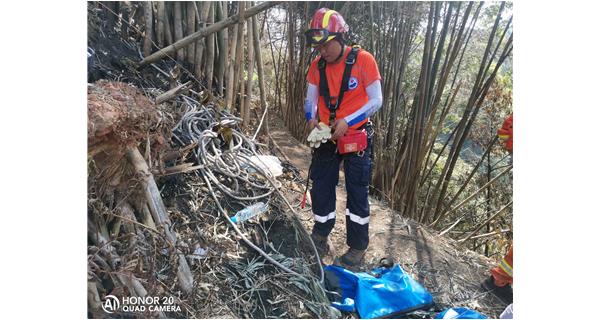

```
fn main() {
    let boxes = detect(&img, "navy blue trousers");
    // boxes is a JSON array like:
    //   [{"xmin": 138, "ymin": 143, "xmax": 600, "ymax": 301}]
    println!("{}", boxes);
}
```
[{"xmin": 310, "ymin": 135, "xmax": 373, "ymax": 250}]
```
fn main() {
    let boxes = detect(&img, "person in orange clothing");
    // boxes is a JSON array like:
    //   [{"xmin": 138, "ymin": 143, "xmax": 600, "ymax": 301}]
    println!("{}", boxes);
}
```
[
  {"xmin": 303, "ymin": 8, "xmax": 383, "ymax": 266},
  {"xmin": 491, "ymin": 246, "xmax": 513, "ymax": 287},
  {"xmin": 497, "ymin": 113, "xmax": 513, "ymax": 153},
  {"xmin": 482, "ymin": 113, "xmax": 513, "ymax": 304}
]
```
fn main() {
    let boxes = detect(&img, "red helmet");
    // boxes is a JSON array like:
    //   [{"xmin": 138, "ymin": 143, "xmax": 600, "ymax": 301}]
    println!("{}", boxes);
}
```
[
  {"xmin": 497, "ymin": 113, "xmax": 513, "ymax": 152},
  {"xmin": 305, "ymin": 8, "xmax": 348, "ymax": 47}
]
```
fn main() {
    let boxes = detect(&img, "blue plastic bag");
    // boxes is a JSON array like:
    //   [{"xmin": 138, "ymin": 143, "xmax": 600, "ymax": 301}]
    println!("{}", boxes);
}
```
[
  {"xmin": 435, "ymin": 307, "xmax": 488, "ymax": 319},
  {"xmin": 324, "ymin": 264, "xmax": 434, "ymax": 318}
]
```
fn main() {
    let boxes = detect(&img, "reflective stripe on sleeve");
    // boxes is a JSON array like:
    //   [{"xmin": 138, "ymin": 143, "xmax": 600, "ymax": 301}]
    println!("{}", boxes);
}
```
[{"xmin": 499, "ymin": 258, "xmax": 513, "ymax": 277}]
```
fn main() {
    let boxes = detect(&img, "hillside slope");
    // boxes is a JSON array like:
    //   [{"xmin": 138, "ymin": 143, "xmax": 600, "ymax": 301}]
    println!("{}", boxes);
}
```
[{"xmin": 268, "ymin": 112, "xmax": 508, "ymax": 318}]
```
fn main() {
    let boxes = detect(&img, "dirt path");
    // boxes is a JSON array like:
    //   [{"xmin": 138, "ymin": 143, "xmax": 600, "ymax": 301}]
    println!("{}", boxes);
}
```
[{"xmin": 267, "ymin": 111, "xmax": 508, "ymax": 318}]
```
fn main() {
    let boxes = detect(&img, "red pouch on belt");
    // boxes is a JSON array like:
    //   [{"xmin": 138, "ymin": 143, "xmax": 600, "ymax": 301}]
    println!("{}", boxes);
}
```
[{"xmin": 337, "ymin": 129, "xmax": 368, "ymax": 154}]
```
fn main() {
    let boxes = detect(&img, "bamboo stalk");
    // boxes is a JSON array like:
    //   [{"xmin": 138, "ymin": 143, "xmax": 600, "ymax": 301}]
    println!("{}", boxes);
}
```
[
  {"xmin": 142, "ymin": 2, "xmax": 154, "ymax": 57},
  {"xmin": 465, "ymin": 229, "xmax": 510, "ymax": 241},
  {"xmin": 441, "ymin": 136, "xmax": 498, "ymax": 214},
  {"xmin": 458, "ymin": 201, "xmax": 512, "ymax": 243},
  {"xmin": 436, "ymin": 165, "xmax": 512, "ymax": 233},
  {"xmin": 232, "ymin": 2, "xmax": 246, "ymax": 113},
  {"xmin": 156, "ymin": 2, "xmax": 165, "ymax": 48},
  {"xmin": 205, "ymin": 2, "xmax": 216, "ymax": 91},
  {"xmin": 186, "ymin": 2, "xmax": 197, "ymax": 64},
  {"xmin": 243, "ymin": 9, "xmax": 255, "ymax": 126},
  {"xmin": 194, "ymin": 2, "xmax": 212, "ymax": 82},
  {"xmin": 216, "ymin": 1, "xmax": 228, "ymax": 96},
  {"xmin": 163, "ymin": 2, "xmax": 173, "ymax": 46},
  {"xmin": 139, "ymin": 1, "xmax": 281, "ymax": 66},
  {"xmin": 252, "ymin": 12, "xmax": 268, "ymax": 136},
  {"xmin": 173, "ymin": 2, "xmax": 184, "ymax": 61},
  {"xmin": 224, "ymin": 18, "xmax": 239, "ymax": 111}
]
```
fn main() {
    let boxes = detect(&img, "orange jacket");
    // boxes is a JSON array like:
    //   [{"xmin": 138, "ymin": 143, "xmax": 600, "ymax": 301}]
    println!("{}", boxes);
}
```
[
  {"xmin": 307, "ymin": 46, "xmax": 382, "ymax": 129},
  {"xmin": 497, "ymin": 113, "xmax": 513, "ymax": 153}
]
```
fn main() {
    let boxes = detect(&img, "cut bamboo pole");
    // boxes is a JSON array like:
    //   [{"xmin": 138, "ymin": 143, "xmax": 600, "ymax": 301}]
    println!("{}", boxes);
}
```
[
  {"xmin": 126, "ymin": 147, "xmax": 194, "ymax": 294},
  {"xmin": 155, "ymin": 81, "xmax": 192, "ymax": 104}
]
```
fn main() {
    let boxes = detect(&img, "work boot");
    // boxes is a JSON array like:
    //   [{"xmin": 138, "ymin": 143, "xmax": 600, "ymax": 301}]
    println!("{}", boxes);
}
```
[
  {"xmin": 340, "ymin": 247, "xmax": 367, "ymax": 266},
  {"xmin": 481, "ymin": 276, "xmax": 513, "ymax": 304},
  {"xmin": 310, "ymin": 231, "xmax": 333, "ymax": 258}
]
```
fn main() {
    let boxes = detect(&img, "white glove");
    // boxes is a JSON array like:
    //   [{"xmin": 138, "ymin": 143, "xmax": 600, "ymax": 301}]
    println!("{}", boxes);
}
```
[{"xmin": 307, "ymin": 123, "xmax": 332, "ymax": 148}]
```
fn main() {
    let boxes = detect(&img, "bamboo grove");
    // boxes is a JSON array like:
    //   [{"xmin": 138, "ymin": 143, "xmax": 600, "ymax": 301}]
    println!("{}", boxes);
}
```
[{"xmin": 91, "ymin": 1, "xmax": 513, "ymax": 257}]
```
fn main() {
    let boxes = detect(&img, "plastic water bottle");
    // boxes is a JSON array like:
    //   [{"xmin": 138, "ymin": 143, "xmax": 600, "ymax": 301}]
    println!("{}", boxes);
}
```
[{"xmin": 230, "ymin": 202, "xmax": 268, "ymax": 223}]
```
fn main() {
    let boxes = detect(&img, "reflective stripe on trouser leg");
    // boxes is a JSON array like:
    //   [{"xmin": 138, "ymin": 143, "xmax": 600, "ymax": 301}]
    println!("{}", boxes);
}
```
[
  {"xmin": 343, "ymin": 147, "xmax": 372, "ymax": 250},
  {"xmin": 310, "ymin": 143, "xmax": 341, "ymax": 237}
]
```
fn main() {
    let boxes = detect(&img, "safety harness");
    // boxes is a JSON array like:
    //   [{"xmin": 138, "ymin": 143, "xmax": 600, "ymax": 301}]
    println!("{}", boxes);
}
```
[
  {"xmin": 317, "ymin": 45, "xmax": 361, "ymax": 126},
  {"xmin": 302, "ymin": 45, "xmax": 366, "ymax": 208}
]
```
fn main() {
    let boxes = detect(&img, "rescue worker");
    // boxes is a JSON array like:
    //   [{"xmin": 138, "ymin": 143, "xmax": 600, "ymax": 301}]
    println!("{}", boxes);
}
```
[
  {"xmin": 482, "ymin": 113, "xmax": 513, "ymax": 304},
  {"xmin": 303, "ymin": 8, "xmax": 383, "ymax": 266}
]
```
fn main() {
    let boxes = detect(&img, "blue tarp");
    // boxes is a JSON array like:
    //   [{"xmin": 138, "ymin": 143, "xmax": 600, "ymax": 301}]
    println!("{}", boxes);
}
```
[
  {"xmin": 324, "ymin": 264, "xmax": 434, "ymax": 318},
  {"xmin": 435, "ymin": 307, "xmax": 488, "ymax": 319}
]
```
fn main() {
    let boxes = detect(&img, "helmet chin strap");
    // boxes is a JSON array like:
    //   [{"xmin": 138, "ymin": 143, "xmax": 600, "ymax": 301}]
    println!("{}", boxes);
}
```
[{"xmin": 333, "ymin": 42, "xmax": 346, "ymax": 63}]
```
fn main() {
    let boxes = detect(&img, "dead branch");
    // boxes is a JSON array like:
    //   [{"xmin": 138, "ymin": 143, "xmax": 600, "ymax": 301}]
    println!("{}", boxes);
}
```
[{"xmin": 155, "ymin": 81, "xmax": 192, "ymax": 104}]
